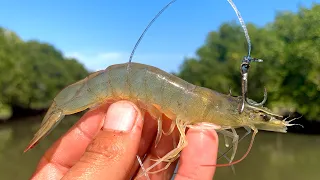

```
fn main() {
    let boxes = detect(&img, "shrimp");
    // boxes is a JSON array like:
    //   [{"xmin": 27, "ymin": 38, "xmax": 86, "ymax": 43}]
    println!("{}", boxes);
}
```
[
  {"xmin": 23, "ymin": 62, "xmax": 298, "ymax": 174},
  {"xmin": 23, "ymin": 0, "xmax": 300, "ymax": 178}
]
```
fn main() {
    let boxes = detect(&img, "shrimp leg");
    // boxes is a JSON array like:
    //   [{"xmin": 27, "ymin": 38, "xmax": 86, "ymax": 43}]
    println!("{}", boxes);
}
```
[
  {"xmin": 137, "ymin": 119, "xmax": 187, "ymax": 177},
  {"xmin": 145, "ymin": 105, "xmax": 164, "ymax": 148},
  {"xmin": 216, "ymin": 128, "xmax": 239, "ymax": 163},
  {"xmin": 155, "ymin": 116, "xmax": 163, "ymax": 148},
  {"xmin": 162, "ymin": 119, "xmax": 176, "ymax": 136},
  {"xmin": 243, "ymin": 127, "xmax": 252, "ymax": 139},
  {"xmin": 230, "ymin": 128, "xmax": 239, "ymax": 163},
  {"xmin": 218, "ymin": 126, "xmax": 252, "ymax": 161},
  {"xmin": 223, "ymin": 134, "xmax": 230, "ymax": 147}
]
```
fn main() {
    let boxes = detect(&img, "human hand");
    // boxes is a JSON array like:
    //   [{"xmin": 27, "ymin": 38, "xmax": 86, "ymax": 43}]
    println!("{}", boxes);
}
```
[{"xmin": 30, "ymin": 100, "xmax": 219, "ymax": 180}]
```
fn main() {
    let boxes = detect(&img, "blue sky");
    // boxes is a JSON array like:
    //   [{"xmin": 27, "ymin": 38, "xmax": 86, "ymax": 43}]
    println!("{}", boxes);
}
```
[{"xmin": 0, "ymin": 0, "xmax": 319, "ymax": 73}]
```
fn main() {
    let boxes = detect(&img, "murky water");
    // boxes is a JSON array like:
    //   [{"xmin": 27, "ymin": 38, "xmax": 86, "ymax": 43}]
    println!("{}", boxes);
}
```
[{"xmin": 0, "ymin": 115, "xmax": 319, "ymax": 180}]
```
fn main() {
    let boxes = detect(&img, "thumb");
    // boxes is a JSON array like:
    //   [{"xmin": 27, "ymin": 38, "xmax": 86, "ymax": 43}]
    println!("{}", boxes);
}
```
[{"xmin": 63, "ymin": 101, "xmax": 144, "ymax": 180}]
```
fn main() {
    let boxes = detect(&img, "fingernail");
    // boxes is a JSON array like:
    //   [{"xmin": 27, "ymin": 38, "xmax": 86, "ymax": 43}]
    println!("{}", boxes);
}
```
[{"xmin": 103, "ymin": 102, "xmax": 137, "ymax": 132}]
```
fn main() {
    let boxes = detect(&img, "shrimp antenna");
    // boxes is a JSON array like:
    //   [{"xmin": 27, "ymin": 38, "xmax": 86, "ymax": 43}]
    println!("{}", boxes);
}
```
[
  {"xmin": 226, "ymin": 0, "xmax": 267, "ymax": 113},
  {"xmin": 128, "ymin": 0, "xmax": 177, "ymax": 65}
]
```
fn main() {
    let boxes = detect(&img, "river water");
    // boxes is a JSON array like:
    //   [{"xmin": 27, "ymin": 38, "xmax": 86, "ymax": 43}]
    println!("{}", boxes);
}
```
[{"xmin": 0, "ymin": 115, "xmax": 319, "ymax": 180}]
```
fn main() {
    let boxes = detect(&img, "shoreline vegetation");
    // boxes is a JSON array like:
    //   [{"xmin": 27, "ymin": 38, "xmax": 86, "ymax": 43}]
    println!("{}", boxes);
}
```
[{"xmin": 0, "ymin": 4, "xmax": 319, "ymax": 134}]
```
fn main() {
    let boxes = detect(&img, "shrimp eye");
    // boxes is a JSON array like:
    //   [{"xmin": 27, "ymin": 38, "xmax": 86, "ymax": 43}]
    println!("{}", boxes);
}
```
[{"xmin": 260, "ymin": 114, "xmax": 271, "ymax": 121}]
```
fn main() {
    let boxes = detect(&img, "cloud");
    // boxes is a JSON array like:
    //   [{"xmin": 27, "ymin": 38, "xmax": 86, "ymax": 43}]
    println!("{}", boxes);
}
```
[
  {"xmin": 64, "ymin": 51, "xmax": 187, "ymax": 73},
  {"xmin": 64, "ymin": 51, "xmax": 126, "ymax": 71}
]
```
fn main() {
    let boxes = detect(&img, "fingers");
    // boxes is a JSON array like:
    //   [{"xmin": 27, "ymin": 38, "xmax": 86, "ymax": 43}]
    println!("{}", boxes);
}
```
[
  {"xmin": 62, "ymin": 101, "xmax": 145, "ymax": 180},
  {"xmin": 175, "ymin": 125, "xmax": 219, "ymax": 180},
  {"xmin": 126, "ymin": 112, "xmax": 158, "ymax": 178},
  {"xmin": 31, "ymin": 103, "xmax": 109, "ymax": 180},
  {"xmin": 31, "ymin": 100, "xmax": 219, "ymax": 180}
]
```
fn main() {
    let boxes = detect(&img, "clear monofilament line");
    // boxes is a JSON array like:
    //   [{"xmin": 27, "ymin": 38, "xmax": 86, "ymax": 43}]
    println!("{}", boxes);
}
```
[
  {"xmin": 226, "ymin": 0, "xmax": 251, "ymax": 57},
  {"xmin": 128, "ymin": 0, "xmax": 252, "ymax": 63},
  {"xmin": 136, "ymin": 155, "xmax": 150, "ymax": 180},
  {"xmin": 128, "ymin": 0, "xmax": 177, "ymax": 64}
]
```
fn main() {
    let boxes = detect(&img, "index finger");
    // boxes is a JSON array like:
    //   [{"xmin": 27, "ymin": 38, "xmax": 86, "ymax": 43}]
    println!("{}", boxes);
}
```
[
  {"xmin": 174, "ymin": 126, "xmax": 219, "ymax": 180},
  {"xmin": 31, "ymin": 104, "xmax": 109, "ymax": 180}
]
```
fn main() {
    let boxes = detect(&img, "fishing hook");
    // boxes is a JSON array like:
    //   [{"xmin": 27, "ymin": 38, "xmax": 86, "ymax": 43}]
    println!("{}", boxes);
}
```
[
  {"xmin": 238, "ymin": 56, "xmax": 267, "ymax": 113},
  {"xmin": 226, "ymin": 0, "xmax": 268, "ymax": 113}
]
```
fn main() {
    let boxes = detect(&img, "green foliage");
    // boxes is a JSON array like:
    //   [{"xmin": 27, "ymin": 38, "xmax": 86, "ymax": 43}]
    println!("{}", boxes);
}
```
[
  {"xmin": 178, "ymin": 4, "xmax": 320, "ymax": 121},
  {"xmin": 0, "ymin": 28, "xmax": 88, "ymax": 119}
]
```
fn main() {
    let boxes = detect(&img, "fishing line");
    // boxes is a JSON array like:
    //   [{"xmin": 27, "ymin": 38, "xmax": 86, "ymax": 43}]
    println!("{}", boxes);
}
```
[{"xmin": 128, "ymin": 0, "xmax": 177, "ymax": 64}]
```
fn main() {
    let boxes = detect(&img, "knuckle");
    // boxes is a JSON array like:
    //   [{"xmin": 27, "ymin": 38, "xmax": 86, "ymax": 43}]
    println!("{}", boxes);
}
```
[{"xmin": 81, "ymin": 133, "xmax": 126, "ymax": 165}]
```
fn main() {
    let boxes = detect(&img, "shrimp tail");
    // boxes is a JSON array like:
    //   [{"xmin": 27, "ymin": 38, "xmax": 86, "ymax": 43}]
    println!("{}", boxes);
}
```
[{"xmin": 24, "ymin": 103, "xmax": 65, "ymax": 152}]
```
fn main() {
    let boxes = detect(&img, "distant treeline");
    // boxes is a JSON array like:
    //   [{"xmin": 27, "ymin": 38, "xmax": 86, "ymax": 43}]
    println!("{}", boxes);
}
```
[
  {"xmin": 0, "ymin": 4, "xmax": 319, "ymax": 122},
  {"xmin": 0, "ymin": 28, "xmax": 89, "ymax": 120},
  {"xmin": 178, "ymin": 4, "xmax": 320, "ymax": 121}
]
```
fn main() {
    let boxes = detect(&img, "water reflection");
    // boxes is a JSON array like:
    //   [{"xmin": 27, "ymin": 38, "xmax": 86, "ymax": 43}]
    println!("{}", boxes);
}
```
[
  {"xmin": 0, "ymin": 115, "xmax": 319, "ymax": 180},
  {"xmin": 0, "ymin": 115, "xmax": 78, "ymax": 180},
  {"xmin": 215, "ymin": 131, "xmax": 320, "ymax": 180}
]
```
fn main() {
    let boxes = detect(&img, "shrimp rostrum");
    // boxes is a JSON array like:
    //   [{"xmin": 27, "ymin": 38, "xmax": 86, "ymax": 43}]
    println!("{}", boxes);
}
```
[{"xmin": 24, "ymin": 62, "xmax": 298, "ymax": 175}]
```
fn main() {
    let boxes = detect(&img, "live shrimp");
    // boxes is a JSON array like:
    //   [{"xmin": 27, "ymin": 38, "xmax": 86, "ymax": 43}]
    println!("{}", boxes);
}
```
[
  {"xmin": 23, "ymin": 0, "xmax": 301, "ymax": 178},
  {"xmin": 24, "ymin": 62, "xmax": 298, "ymax": 173}
]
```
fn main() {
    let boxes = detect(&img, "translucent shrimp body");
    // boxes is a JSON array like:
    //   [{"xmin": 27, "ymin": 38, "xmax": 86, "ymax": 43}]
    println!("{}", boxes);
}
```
[{"xmin": 24, "ymin": 63, "xmax": 294, "ymax": 175}]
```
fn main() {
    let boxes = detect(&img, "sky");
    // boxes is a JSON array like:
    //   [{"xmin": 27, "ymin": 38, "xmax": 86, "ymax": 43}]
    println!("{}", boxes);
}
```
[{"xmin": 0, "ymin": 0, "xmax": 319, "ymax": 73}]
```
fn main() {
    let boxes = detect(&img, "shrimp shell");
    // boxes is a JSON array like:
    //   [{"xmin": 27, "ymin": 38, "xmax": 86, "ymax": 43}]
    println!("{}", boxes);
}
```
[{"xmin": 24, "ymin": 62, "xmax": 294, "ymax": 176}]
